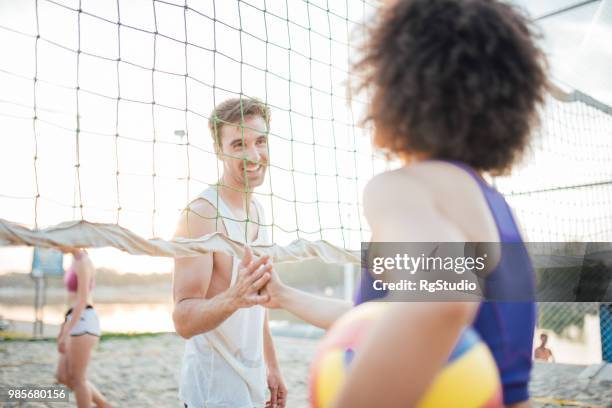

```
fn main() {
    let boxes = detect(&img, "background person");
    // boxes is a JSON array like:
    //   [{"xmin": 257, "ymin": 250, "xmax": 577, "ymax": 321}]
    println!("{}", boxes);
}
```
[
  {"xmin": 534, "ymin": 333, "xmax": 555, "ymax": 362},
  {"xmin": 55, "ymin": 249, "xmax": 112, "ymax": 408}
]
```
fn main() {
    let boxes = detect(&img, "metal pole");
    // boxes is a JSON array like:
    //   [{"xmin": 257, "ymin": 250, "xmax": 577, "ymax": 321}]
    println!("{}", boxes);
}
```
[
  {"xmin": 33, "ymin": 276, "xmax": 41, "ymax": 337},
  {"xmin": 32, "ymin": 271, "xmax": 46, "ymax": 338},
  {"xmin": 601, "ymin": 303, "xmax": 612, "ymax": 362},
  {"xmin": 343, "ymin": 263, "xmax": 354, "ymax": 302}
]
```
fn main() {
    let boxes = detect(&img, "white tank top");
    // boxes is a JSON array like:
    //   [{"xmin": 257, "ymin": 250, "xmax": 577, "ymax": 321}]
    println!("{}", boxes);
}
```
[{"xmin": 179, "ymin": 187, "xmax": 269, "ymax": 408}]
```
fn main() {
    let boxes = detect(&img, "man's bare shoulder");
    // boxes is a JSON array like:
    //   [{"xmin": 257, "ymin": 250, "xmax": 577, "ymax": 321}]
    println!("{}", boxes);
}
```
[{"xmin": 174, "ymin": 198, "xmax": 224, "ymax": 239}]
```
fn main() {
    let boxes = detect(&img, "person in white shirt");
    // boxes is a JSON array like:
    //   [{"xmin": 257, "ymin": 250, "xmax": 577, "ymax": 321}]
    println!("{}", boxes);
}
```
[{"xmin": 173, "ymin": 97, "xmax": 286, "ymax": 408}]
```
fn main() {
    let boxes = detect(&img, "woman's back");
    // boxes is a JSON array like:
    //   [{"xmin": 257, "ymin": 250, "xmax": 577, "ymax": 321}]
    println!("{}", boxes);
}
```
[{"xmin": 358, "ymin": 160, "xmax": 536, "ymax": 405}]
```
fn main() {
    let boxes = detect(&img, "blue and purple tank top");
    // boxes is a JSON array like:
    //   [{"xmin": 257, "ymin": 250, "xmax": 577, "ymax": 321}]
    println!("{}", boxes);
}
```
[{"xmin": 355, "ymin": 162, "xmax": 536, "ymax": 405}]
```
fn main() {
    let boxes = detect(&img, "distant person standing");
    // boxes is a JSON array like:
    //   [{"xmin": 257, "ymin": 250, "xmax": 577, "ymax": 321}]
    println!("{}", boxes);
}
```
[
  {"xmin": 534, "ymin": 333, "xmax": 555, "ymax": 362},
  {"xmin": 55, "ymin": 249, "xmax": 112, "ymax": 408}
]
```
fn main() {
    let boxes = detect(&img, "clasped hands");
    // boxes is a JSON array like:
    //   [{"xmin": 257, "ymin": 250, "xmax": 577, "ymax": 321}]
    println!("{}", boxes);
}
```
[{"xmin": 228, "ymin": 246, "xmax": 285, "ymax": 310}]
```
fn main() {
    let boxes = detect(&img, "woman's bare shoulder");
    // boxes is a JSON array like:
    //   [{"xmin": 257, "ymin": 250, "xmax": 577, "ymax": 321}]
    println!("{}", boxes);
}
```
[{"xmin": 363, "ymin": 162, "xmax": 456, "ymax": 208}]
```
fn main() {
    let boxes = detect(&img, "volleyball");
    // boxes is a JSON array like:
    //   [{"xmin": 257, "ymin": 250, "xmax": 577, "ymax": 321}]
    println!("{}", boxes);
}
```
[{"xmin": 310, "ymin": 302, "xmax": 503, "ymax": 408}]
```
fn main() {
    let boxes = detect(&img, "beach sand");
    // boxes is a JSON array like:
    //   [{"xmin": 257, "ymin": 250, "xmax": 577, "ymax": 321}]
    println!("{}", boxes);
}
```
[{"xmin": 1, "ymin": 333, "xmax": 611, "ymax": 407}]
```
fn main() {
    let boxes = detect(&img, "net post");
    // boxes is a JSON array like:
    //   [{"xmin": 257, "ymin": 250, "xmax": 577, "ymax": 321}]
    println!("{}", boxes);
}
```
[
  {"xmin": 343, "ymin": 263, "xmax": 354, "ymax": 301},
  {"xmin": 31, "ymin": 266, "xmax": 44, "ymax": 338},
  {"xmin": 601, "ymin": 303, "xmax": 612, "ymax": 362},
  {"xmin": 30, "ymin": 247, "xmax": 64, "ymax": 338}
]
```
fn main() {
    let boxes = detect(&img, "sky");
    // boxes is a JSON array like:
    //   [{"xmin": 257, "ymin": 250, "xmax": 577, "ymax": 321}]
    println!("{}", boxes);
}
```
[
  {"xmin": 0, "ymin": 0, "xmax": 610, "ymax": 274},
  {"xmin": 520, "ymin": 0, "xmax": 612, "ymax": 104}
]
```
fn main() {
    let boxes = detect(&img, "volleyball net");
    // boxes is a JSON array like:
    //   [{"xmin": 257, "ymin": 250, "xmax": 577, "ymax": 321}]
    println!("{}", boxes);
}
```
[{"xmin": 0, "ymin": 0, "xmax": 611, "ymax": 262}]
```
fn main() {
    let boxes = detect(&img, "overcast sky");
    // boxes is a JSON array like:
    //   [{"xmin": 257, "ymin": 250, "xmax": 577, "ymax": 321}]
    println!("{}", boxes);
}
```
[{"xmin": 514, "ymin": 0, "xmax": 612, "ymax": 104}]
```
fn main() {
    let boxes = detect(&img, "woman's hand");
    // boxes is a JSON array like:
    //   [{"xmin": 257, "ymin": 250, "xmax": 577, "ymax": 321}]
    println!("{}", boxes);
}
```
[
  {"xmin": 57, "ymin": 333, "xmax": 68, "ymax": 353},
  {"xmin": 260, "ymin": 261, "xmax": 287, "ymax": 309}
]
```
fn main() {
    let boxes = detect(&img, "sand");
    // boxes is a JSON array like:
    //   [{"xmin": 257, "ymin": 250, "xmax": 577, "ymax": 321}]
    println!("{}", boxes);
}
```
[{"xmin": 1, "ymin": 334, "xmax": 611, "ymax": 407}]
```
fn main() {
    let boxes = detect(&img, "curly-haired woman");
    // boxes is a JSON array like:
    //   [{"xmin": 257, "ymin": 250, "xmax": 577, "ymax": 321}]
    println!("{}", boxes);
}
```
[{"xmin": 263, "ymin": 0, "xmax": 548, "ymax": 406}]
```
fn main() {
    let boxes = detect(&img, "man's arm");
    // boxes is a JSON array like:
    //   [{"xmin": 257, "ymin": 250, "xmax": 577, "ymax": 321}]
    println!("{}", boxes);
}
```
[
  {"xmin": 549, "ymin": 349, "xmax": 555, "ymax": 363},
  {"xmin": 263, "ymin": 312, "xmax": 287, "ymax": 408},
  {"xmin": 172, "ymin": 201, "xmax": 271, "ymax": 339},
  {"xmin": 263, "ymin": 312, "xmax": 280, "ymax": 372}
]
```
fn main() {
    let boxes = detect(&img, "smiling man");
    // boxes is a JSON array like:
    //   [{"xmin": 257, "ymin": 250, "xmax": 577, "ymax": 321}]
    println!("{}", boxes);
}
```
[{"xmin": 173, "ymin": 97, "xmax": 287, "ymax": 408}]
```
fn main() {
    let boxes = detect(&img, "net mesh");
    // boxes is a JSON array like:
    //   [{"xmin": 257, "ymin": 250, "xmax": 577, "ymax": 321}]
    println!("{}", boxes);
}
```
[
  {"xmin": 0, "ymin": 0, "xmax": 380, "ymax": 259},
  {"xmin": 498, "ymin": 93, "xmax": 612, "ymax": 242},
  {"xmin": 0, "ymin": 0, "xmax": 611, "ymax": 362},
  {"xmin": 1, "ymin": 0, "xmax": 611, "ymax": 256}
]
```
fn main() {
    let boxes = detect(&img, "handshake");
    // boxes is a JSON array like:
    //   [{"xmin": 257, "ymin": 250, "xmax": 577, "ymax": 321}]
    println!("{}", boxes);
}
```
[{"xmin": 227, "ymin": 246, "xmax": 285, "ymax": 310}]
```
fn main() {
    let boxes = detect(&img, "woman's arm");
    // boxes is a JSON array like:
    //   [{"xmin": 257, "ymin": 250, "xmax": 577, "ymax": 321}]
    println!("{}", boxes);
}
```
[
  {"xmin": 274, "ymin": 285, "xmax": 352, "ymax": 330},
  {"xmin": 263, "ymin": 265, "xmax": 352, "ymax": 330}
]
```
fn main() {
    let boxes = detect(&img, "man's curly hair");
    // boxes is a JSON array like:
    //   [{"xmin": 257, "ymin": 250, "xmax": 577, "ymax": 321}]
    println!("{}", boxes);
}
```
[{"xmin": 355, "ymin": 0, "xmax": 548, "ymax": 173}]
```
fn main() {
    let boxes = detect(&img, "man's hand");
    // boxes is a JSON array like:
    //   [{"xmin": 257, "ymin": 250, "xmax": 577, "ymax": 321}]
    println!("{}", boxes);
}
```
[
  {"xmin": 226, "ymin": 246, "xmax": 272, "ymax": 309},
  {"xmin": 266, "ymin": 368, "xmax": 287, "ymax": 408}
]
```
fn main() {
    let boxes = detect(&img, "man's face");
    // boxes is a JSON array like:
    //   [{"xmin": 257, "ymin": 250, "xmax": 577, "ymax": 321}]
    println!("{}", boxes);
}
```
[
  {"xmin": 216, "ymin": 115, "xmax": 269, "ymax": 190},
  {"xmin": 540, "ymin": 334, "xmax": 548, "ymax": 345}
]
